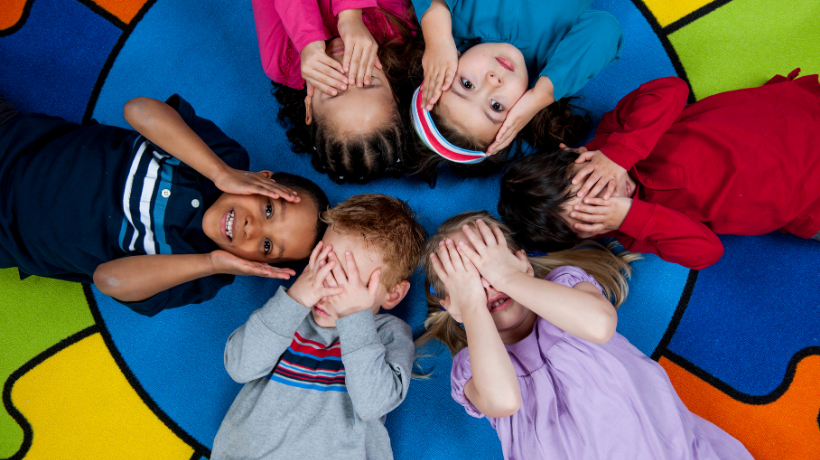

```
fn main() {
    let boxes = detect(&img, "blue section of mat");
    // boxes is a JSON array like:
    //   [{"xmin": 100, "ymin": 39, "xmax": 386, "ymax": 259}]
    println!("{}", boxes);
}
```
[
  {"xmin": 669, "ymin": 233, "xmax": 820, "ymax": 397},
  {"xmin": 0, "ymin": 0, "xmax": 120, "ymax": 122},
  {"xmin": 88, "ymin": 0, "xmax": 686, "ymax": 456}
]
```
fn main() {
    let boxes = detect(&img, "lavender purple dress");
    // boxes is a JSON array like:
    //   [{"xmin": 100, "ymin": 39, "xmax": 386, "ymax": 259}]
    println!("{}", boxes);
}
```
[{"xmin": 450, "ymin": 266, "xmax": 753, "ymax": 460}]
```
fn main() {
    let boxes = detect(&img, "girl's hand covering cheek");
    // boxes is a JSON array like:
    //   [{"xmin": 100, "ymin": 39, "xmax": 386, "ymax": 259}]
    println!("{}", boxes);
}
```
[
  {"xmin": 300, "ymin": 40, "xmax": 348, "ymax": 96},
  {"xmin": 214, "ymin": 168, "xmax": 300, "ymax": 202},
  {"xmin": 570, "ymin": 196, "xmax": 633, "ymax": 235},
  {"xmin": 456, "ymin": 220, "xmax": 533, "ymax": 289},
  {"xmin": 287, "ymin": 242, "xmax": 344, "ymax": 308},
  {"xmin": 572, "ymin": 150, "xmax": 628, "ymax": 200},
  {"xmin": 487, "ymin": 77, "xmax": 555, "ymax": 155},
  {"xmin": 421, "ymin": 40, "xmax": 458, "ymax": 110},
  {"xmin": 429, "ymin": 239, "xmax": 485, "ymax": 314},
  {"xmin": 337, "ymin": 9, "xmax": 382, "ymax": 87},
  {"xmin": 209, "ymin": 250, "xmax": 297, "ymax": 278}
]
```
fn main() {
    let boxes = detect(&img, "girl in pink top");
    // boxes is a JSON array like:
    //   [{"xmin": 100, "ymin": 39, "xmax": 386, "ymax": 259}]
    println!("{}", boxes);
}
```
[{"xmin": 253, "ymin": 0, "xmax": 421, "ymax": 184}]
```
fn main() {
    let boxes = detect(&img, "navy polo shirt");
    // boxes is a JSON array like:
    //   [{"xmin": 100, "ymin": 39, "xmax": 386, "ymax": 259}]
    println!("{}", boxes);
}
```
[{"xmin": 0, "ymin": 95, "xmax": 248, "ymax": 316}]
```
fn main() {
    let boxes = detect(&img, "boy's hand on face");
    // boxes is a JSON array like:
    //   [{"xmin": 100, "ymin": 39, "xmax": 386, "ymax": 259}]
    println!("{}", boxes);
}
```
[
  {"xmin": 487, "ymin": 76, "xmax": 555, "ymax": 156},
  {"xmin": 213, "ymin": 168, "xmax": 300, "ymax": 203},
  {"xmin": 456, "ymin": 219, "xmax": 533, "ymax": 289},
  {"xmin": 429, "ymin": 238, "xmax": 485, "ymax": 316},
  {"xmin": 337, "ymin": 9, "xmax": 382, "ymax": 87},
  {"xmin": 287, "ymin": 242, "xmax": 344, "ymax": 308},
  {"xmin": 570, "ymin": 196, "xmax": 632, "ymax": 236},
  {"xmin": 301, "ymin": 40, "xmax": 349, "ymax": 97},
  {"xmin": 572, "ymin": 150, "xmax": 627, "ymax": 200},
  {"xmin": 321, "ymin": 252, "xmax": 383, "ymax": 318},
  {"xmin": 209, "ymin": 250, "xmax": 297, "ymax": 279}
]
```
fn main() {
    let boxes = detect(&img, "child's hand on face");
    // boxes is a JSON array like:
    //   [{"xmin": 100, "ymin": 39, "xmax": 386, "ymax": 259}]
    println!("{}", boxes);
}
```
[
  {"xmin": 570, "ymin": 196, "xmax": 632, "ymax": 236},
  {"xmin": 320, "ymin": 251, "xmax": 383, "ymax": 318},
  {"xmin": 300, "ymin": 41, "xmax": 349, "ymax": 97},
  {"xmin": 213, "ymin": 168, "xmax": 300, "ymax": 203},
  {"xmin": 287, "ymin": 242, "xmax": 344, "ymax": 308},
  {"xmin": 209, "ymin": 250, "xmax": 297, "ymax": 279},
  {"xmin": 429, "ymin": 239, "xmax": 485, "ymax": 318},
  {"xmin": 486, "ymin": 76, "xmax": 556, "ymax": 156},
  {"xmin": 421, "ymin": 39, "xmax": 458, "ymax": 110},
  {"xmin": 456, "ymin": 220, "xmax": 533, "ymax": 289},
  {"xmin": 571, "ymin": 150, "xmax": 628, "ymax": 200},
  {"xmin": 337, "ymin": 9, "xmax": 382, "ymax": 88}
]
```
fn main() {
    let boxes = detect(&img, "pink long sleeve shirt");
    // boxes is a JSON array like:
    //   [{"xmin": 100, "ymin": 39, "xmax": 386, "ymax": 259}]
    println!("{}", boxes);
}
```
[{"xmin": 252, "ymin": 0, "xmax": 415, "ymax": 89}]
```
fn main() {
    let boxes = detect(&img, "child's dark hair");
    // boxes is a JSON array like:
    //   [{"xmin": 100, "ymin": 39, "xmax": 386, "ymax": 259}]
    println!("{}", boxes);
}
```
[
  {"xmin": 273, "ymin": 10, "xmax": 424, "ymax": 184},
  {"xmin": 498, "ymin": 148, "xmax": 582, "ymax": 252},
  {"xmin": 411, "ymin": 97, "xmax": 590, "ymax": 187},
  {"xmin": 271, "ymin": 172, "xmax": 330, "ymax": 247}
]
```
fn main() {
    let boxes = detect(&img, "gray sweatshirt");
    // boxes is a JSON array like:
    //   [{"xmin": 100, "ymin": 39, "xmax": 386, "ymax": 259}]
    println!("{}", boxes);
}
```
[{"xmin": 211, "ymin": 287, "xmax": 414, "ymax": 460}]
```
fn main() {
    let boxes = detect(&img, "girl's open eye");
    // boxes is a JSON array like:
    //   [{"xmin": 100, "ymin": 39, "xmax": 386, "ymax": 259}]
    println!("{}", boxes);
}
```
[
  {"xmin": 264, "ymin": 238, "xmax": 271, "ymax": 254},
  {"xmin": 460, "ymin": 78, "xmax": 474, "ymax": 90},
  {"xmin": 490, "ymin": 100, "xmax": 503, "ymax": 112},
  {"xmin": 266, "ymin": 201, "xmax": 273, "ymax": 219}
]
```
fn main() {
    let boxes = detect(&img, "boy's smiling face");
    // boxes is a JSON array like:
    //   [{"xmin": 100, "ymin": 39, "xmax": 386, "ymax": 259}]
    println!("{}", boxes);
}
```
[{"xmin": 202, "ymin": 191, "xmax": 318, "ymax": 263}]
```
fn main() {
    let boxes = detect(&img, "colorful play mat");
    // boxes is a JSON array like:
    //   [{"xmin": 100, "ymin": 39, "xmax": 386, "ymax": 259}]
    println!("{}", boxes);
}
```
[{"xmin": 1, "ymin": 0, "xmax": 819, "ymax": 458}]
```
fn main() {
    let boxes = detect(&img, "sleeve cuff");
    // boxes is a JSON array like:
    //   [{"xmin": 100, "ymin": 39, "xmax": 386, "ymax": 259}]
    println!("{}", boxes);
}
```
[
  {"xmin": 258, "ymin": 287, "xmax": 311, "ymax": 336},
  {"xmin": 336, "ymin": 310, "xmax": 381, "ymax": 354},
  {"xmin": 618, "ymin": 199, "xmax": 654, "ymax": 240},
  {"xmin": 332, "ymin": 0, "xmax": 378, "ymax": 16},
  {"xmin": 600, "ymin": 141, "xmax": 644, "ymax": 171},
  {"xmin": 292, "ymin": 30, "xmax": 333, "ymax": 55}
]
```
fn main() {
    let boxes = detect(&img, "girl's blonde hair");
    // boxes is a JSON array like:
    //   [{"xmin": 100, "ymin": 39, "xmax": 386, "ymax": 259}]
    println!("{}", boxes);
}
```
[{"xmin": 415, "ymin": 211, "xmax": 640, "ymax": 356}]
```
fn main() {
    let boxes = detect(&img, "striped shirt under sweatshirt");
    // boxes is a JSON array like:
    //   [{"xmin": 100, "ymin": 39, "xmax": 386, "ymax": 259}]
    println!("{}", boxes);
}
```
[
  {"xmin": 212, "ymin": 287, "xmax": 415, "ymax": 460},
  {"xmin": 0, "ymin": 95, "xmax": 246, "ymax": 315}
]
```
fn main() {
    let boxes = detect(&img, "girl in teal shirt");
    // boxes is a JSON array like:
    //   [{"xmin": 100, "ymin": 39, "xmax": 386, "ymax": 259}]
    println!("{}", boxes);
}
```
[{"xmin": 409, "ymin": 0, "xmax": 622, "ymax": 185}]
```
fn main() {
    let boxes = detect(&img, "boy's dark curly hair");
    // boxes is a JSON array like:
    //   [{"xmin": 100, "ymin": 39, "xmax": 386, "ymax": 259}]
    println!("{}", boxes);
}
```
[
  {"xmin": 273, "ymin": 10, "xmax": 424, "ymax": 185},
  {"xmin": 497, "ymin": 148, "xmax": 583, "ymax": 252},
  {"xmin": 410, "ymin": 94, "xmax": 590, "ymax": 187}
]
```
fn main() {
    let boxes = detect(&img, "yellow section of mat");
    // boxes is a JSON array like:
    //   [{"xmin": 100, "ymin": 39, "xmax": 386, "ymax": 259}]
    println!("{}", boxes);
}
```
[
  {"xmin": 9, "ymin": 333, "xmax": 195, "ymax": 459},
  {"xmin": 642, "ymin": 0, "xmax": 715, "ymax": 27}
]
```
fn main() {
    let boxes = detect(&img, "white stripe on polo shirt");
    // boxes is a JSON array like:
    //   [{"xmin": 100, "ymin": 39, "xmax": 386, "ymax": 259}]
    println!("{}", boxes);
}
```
[
  {"xmin": 138, "ymin": 155, "xmax": 161, "ymax": 255},
  {"xmin": 123, "ymin": 141, "xmax": 148, "ymax": 251}
]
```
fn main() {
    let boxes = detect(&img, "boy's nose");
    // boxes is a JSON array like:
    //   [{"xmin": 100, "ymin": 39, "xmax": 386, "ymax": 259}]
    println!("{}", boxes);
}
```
[{"xmin": 244, "ymin": 216, "xmax": 258, "ymax": 238}]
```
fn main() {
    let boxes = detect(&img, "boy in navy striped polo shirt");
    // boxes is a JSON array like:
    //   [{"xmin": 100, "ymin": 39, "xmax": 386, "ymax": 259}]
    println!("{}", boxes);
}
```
[
  {"xmin": 0, "ymin": 94, "xmax": 328, "ymax": 316},
  {"xmin": 212, "ymin": 195, "xmax": 426, "ymax": 460}
]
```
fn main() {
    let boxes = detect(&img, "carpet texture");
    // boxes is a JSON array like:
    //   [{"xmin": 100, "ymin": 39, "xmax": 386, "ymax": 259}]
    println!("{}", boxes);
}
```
[{"xmin": 1, "ymin": 0, "xmax": 819, "ymax": 458}]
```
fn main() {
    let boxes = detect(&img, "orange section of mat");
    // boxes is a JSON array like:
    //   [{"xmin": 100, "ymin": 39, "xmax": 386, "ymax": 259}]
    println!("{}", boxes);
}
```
[
  {"xmin": 660, "ymin": 355, "xmax": 820, "ymax": 460},
  {"xmin": 90, "ymin": 0, "xmax": 149, "ymax": 24},
  {"xmin": 0, "ymin": 0, "xmax": 28, "ymax": 31}
]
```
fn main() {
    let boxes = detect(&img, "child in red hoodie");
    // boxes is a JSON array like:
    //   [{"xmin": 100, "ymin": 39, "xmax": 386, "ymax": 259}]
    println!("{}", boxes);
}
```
[{"xmin": 498, "ymin": 70, "xmax": 820, "ymax": 269}]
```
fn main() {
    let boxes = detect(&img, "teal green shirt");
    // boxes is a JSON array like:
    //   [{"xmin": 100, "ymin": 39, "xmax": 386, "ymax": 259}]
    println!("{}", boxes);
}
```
[{"xmin": 411, "ymin": 0, "xmax": 623, "ymax": 100}]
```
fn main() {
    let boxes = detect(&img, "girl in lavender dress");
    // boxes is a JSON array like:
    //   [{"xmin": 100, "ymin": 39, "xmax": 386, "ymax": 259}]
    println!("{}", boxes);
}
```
[{"xmin": 417, "ymin": 211, "xmax": 753, "ymax": 459}]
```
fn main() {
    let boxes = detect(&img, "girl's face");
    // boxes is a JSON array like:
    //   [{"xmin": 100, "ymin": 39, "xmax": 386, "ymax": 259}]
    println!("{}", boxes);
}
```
[
  {"xmin": 443, "ymin": 230, "xmax": 537, "ymax": 343},
  {"xmin": 304, "ymin": 38, "xmax": 396, "ymax": 136},
  {"xmin": 437, "ymin": 43, "xmax": 528, "ymax": 146}
]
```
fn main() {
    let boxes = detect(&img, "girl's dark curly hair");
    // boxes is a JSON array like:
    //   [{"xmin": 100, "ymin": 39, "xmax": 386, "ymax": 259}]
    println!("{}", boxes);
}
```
[
  {"xmin": 273, "ymin": 9, "xmax": 424, "ymax": 184},
  {"xmin": 498, "ymin": 148, "xmax": 583, "ymax": 252},
  {"xmin": 410, "ymin": 93, "xmax": 590, "ymax": 187}
]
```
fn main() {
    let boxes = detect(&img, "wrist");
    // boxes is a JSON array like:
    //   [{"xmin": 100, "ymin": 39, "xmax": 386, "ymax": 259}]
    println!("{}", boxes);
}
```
[
  {"xmin": 337, "ymin": 8, "xmax": 362, "ymax": 27},
  {"xmin": 285, "ymin": 286, "xmax": 315, "ymax": 309},
  {"xmin": 534, "ymin": 77, "xmax": 556, "ymax": 107}
]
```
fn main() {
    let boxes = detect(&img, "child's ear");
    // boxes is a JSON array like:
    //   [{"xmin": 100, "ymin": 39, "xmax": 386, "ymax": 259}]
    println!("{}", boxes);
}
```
[
  {"xmin": 258, "ymin": 170, "xmax": 274, "ymax": 179},
  {"xmin": 304, "ymin": 94, "xmax": 313, "ymax": 126},
  {"xmin": 381, "ymin": 280, "xmax": 411, "ymax": 310}
]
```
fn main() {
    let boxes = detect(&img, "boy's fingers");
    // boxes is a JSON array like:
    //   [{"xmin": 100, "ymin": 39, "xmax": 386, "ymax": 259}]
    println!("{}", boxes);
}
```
[
  {"xmin": 321, "ymin": 286, "xmax": 345, "ymax": 297},
  {"xmin": 604, "ymin": 181, "xmax": 617, "ymax": 200},
  {"xmin": 576, "ymin": 174, "xmax": 602, "ymax": 199},
  {"xmin": 574, "ymin": 151, "xmax": 594, "ymax": 163},
  {"xmin": 571, "ymin": 211, "xmax": 605, "ymax": 224},
  {"xmin": 587, "ymin": 178, "xmax": 609, "ymax": 201},
  {"xmin": 571, "ymin": 164, "xmax": 594, "ymax": 185},
  {"xmin": 344, "ymin": 252, "xmax": 360, "ymax": 285},
  {"xmin": 582, "ymin": 197, "xmax": 607, "ymax": 206},
  {"xmin": 574, "ymin": 222, "xmax": 605, "ymax": 234},
  {"xmin": 315, "ymin": 259, "xmax": 337, "ymax": 285},
  {"xmin": 308, "ymin": 241, "xmax": 324, "ymax": 269},
  {"xmin": 329, "ymin": 253, "xmax": 348, "ymax": 284}
]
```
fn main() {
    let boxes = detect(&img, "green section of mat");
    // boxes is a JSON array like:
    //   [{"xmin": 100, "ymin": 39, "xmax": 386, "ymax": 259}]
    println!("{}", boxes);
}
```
[
  {"xmin": 0, "ymin": 269, "xmax": 95, "ymax": 457},
  {"xmin": 671, "ymin": 0, "xmax": 820, "ymax": 100}
]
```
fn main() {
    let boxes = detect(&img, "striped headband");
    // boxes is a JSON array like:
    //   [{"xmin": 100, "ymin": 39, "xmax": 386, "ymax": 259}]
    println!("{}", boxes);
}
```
[{"xmin": 410, "ymin": 86, "xmax": 488, "ymax": 164}]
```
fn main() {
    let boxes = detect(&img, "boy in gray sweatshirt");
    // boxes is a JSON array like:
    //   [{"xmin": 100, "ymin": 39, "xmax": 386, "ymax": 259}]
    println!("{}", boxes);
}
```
[{"xmin": 212, "ymin": 194, "xmax": 427, "ymax": 460}]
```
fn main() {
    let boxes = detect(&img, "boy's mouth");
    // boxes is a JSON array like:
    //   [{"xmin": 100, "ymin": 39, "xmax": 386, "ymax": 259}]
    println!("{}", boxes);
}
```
[
  {"xmin": 488, "ymin": 295, "xmax": 512, "ymax": 313},
  {"xmin": 221, "ymin": 208, "xmax": 235, "ymax": 242},
  {"xmin": 496, "ymin": 57, "xmax": 514, "ymax": 72},
  {"xmin": 313, "ymin": 305, "xmax": 331, "ymax": 317}
]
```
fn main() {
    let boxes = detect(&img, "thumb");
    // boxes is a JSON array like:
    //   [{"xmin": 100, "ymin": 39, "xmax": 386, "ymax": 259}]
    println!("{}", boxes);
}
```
[
  {"xmin": 575, "ymin": 151, "xmax": 595, "ymax": 163},
  {"xmin": 367, "ymin": 269, "xmax": 382, "ymax": 296}
]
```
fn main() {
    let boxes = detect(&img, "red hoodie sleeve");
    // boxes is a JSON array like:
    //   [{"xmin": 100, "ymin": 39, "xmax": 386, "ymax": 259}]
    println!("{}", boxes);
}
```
[
  {"xmin": 252, "ymin": 0, "xmax": 332, "ymax": 86},
  {"xmin": 585, "ymin": 77, "xmax": 690, "ymax": 171},
  {"xmin": 618, "ymin": 198, "xmax": 724, "ymax": 270}
]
